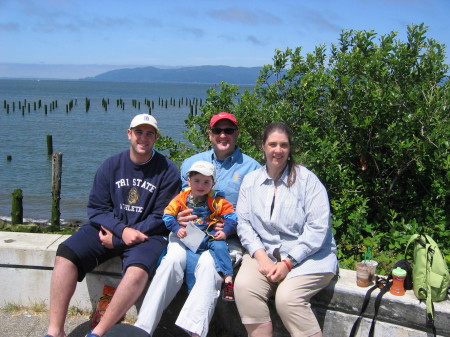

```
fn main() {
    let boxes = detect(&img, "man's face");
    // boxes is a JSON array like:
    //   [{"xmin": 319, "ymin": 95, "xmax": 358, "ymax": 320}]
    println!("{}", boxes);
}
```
[
  {"xmin": 208, "ymin": 119, "xmax": 239, "ymax": 159},
  {"xmin": 127, "ymin": 124, "xmax": 158, "ymax": 163}
]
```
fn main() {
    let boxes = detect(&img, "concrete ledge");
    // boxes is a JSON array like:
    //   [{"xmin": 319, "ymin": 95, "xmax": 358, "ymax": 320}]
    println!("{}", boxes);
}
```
[
  {"xmin": 0, "ymin": 232, "xmax": 125, "ymax": 317},
  {"xmin": 1, "ymin": 232, "xmax": 449, "ymax": 337}
]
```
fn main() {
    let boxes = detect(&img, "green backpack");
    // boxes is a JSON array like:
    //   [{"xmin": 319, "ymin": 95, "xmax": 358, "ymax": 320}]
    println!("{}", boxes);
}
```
[{"xmin": 405, "ymin": 232, "xmax": 450, "ymax": 335}]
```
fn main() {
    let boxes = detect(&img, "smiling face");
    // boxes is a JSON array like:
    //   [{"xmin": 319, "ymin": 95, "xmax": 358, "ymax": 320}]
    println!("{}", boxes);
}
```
[
  {"xmin": 127, "ymin": 124, "xmax": 158, "ymax": 163},
  {"xmin": 263, "ymin": 129, "xmax": 290, "ymax": 172},
  {"xmin": 208, "ymin": 119, "xmax": 239, "ymax": 160},
  {"xmin": 188, "ymin": 173, "xmax": 214, "ymax": 198}
]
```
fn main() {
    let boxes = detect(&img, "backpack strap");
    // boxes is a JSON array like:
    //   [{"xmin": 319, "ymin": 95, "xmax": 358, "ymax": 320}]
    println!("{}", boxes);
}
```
[
  {"xmin": 405, "ymin": 233, "xmax": 420, "ymax": 258},
  {"xmin": 368, "ymin": 281, "xmax": 392, "ymax": 337},
  {"xmin": 424, "ymin": 240, "xmax": 437, "ymax": 337},
  {"xmin": 349, "ymin": 283, "xmax": 379, "ymax": 337}
]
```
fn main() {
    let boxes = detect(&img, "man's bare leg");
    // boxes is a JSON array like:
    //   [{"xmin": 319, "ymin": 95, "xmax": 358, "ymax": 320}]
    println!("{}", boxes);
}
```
[
  {"xmin": 46, "ymin": 256, "xmax": 78, "ymax": 337},
  {"xmin": 91, "ymin": 266, "xmax": 149, "ymax": 336}
]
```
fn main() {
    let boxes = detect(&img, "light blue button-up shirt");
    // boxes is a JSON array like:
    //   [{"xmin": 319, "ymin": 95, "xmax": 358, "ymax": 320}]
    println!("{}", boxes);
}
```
[
  {"xmin": 236, "ymin": 164, "xmax": 338, "ymax": 278},
  {"xmin": 180, "ymin": 146, "xmax": 261, "ymax": 207}
]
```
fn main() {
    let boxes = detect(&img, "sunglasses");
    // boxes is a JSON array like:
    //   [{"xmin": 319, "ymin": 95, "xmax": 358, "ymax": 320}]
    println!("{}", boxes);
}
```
[{"xmin": 211, "ymin": 127, "xmax": 237, "ymax": 135}]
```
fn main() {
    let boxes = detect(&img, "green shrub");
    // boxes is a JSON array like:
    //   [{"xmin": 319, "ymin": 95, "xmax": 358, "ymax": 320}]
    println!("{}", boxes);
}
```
[{"xmin": 158, "ymin": 23, "xmax": 449, "ymax": 271}]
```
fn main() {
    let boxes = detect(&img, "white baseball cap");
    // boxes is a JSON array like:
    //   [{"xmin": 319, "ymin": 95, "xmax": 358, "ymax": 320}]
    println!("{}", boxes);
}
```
[
  {"xmin": 130, "ymin": 114, "xmax": 158, "ymax": 131},
  {"xmin": 187, "ymin": 161, "xmax": 215, "ymax": 181}
]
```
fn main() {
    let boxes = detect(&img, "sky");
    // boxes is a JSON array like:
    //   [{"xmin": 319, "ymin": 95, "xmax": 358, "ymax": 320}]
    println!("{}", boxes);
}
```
[{"xmin": 0, "ymin": 0, "xmax": 449, "ymax": 79}]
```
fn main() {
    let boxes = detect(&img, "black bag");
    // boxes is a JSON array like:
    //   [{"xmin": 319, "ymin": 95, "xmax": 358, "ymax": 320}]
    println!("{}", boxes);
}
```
[{"xmin": 390, "ymin": 259, "xmax": 413, "ymax": 290}]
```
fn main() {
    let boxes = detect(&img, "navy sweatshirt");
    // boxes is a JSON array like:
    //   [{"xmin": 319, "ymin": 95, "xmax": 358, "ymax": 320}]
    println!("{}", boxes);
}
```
[{"xmin": 86, "ymin": 149, "xmax": 180, "ymax": 248}]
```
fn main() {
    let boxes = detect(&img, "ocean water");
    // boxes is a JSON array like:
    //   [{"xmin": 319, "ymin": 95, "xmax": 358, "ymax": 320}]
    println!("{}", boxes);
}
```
[{"xmin": 0, "ymin": 79, "xmax": 226, "ymax": 223}]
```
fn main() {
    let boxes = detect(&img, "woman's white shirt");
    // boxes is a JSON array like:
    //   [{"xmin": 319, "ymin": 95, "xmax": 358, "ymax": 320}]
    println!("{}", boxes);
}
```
[{"xmin": 236, "ymin": 165, "xmax": 338, "ymax": 278}]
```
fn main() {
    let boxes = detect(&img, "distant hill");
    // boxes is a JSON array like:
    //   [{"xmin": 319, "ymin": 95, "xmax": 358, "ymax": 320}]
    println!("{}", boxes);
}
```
[{"xmin": 82, "ymin": 65, "xmax": 262, "ymax": 85}]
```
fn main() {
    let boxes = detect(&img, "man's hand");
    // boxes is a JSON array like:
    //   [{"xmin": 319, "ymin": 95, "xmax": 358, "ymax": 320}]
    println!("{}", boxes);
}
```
[
  {"xmin": 99, "ymin": 226, "xmax": 114, "ymax": 249},
  {"xmin": 214, "ymin": 230, "xmax": 227, "ymax": 240},
  {"xmin": 177, "ymin": 208, "xmax": 197, "ymax": 227},
  {"xmin": 122, "ymin": 227, "xmax": 148, "ymax": 246},
  {"xmin": 177, "ymin": 227, "xmax": 187, "ymax": 239}
]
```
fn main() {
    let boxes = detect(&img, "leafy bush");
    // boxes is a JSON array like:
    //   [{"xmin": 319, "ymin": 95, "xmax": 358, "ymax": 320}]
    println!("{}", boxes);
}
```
[{"xmin": 158, "ymin": 23, "xmax": 449, "ymax": 273}]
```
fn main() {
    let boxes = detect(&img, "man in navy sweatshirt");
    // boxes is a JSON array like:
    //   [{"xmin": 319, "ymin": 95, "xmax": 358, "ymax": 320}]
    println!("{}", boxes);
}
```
[{"xmin": 44, "ymin": 114, "xmax": 180, "ymax": 337}]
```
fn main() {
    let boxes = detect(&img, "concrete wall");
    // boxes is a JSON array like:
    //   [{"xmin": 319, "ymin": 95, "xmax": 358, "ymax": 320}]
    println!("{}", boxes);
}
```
[{"xmin": 0, "ymin": 232, "xmax": 449, "ymax": 337}]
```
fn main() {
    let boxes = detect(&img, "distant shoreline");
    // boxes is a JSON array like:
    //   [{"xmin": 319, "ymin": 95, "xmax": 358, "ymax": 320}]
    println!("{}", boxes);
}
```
[{"xmin": 0, "ymin": 64, "xmax": 262, "ymax": 85}]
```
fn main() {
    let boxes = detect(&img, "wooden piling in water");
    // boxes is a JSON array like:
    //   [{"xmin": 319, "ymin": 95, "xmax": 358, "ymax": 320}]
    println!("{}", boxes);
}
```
[
  {"xmin": 11, "ymin": 188, "xmax": 23, "ymax": 225},
  {"xmin": 47, "ymin": 135, "xmax": 53, "ymax": 156},
  {"xmin": 50, "ymin": 152, "xmax": 63, "ymax": 230}
]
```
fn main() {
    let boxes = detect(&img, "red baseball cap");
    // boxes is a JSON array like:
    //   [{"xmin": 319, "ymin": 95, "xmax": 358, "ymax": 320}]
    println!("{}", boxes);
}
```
[{"xmin": 209, "ymin": 112, "xmax": 238, "ymax": 127}]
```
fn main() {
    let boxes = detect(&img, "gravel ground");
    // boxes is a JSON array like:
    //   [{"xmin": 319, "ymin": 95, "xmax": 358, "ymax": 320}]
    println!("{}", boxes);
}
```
[{"xmin": 0, "ymin": 309, "xmax": 92, "ymax": 337}]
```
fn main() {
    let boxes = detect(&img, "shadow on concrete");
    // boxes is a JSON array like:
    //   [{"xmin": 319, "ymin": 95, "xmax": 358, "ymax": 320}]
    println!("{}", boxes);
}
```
[
  {"xmin": 68, "ymin": 320, "xmax": 91, "ymax": 337},
  {"xmin": 313, "ymin": 273, "xmax": 338, "ymax": 331}
]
